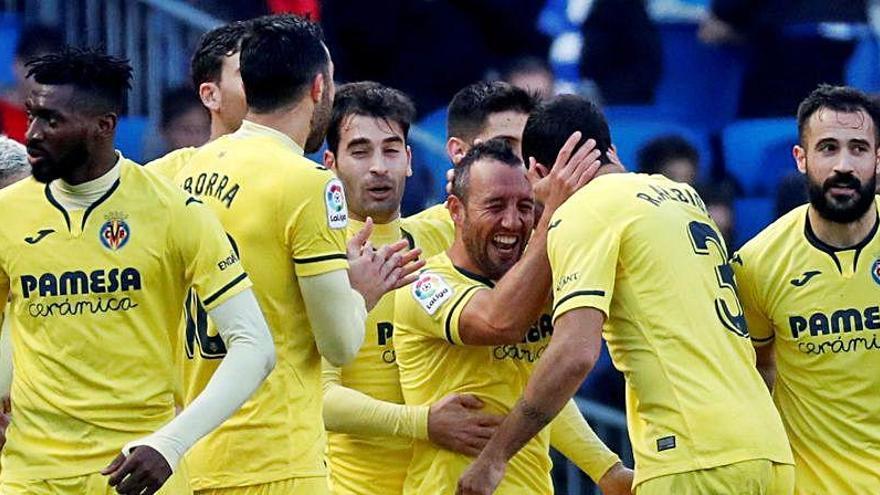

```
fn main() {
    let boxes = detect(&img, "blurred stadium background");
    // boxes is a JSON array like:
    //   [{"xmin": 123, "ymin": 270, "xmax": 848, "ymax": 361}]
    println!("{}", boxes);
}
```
[{"xmin": 2, "ymin": 0, "xmax": 876, "ymax": 492}]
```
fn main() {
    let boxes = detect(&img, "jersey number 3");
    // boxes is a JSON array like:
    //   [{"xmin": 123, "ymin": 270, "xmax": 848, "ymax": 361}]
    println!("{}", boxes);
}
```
[
  {"xmin": 687, "ymin": 221, "xmax": 749, "ymax": 338},
  {"xmin": 185, "ymin": 289, "xmax": 228, "ymax": 359}
]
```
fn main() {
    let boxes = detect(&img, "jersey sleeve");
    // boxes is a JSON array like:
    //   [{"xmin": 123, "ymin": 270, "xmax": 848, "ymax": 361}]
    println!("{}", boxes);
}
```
[
  {"xmin": 402, "ymin": 269, "xmax": 485, "ymax": 345},
  {"xmin": 173, "ymin": 198, "xmax": 252, "ymax": 311},
  {"xmin": 282, "ymin": 171, "xmax": 349, "ymax": 277},
  {"xmin": 401, "ymin": 217, "xmax": 455, "ymax": 259},
  {"xmin": 732, "ymin": 248, "xmax": 775, "ymax": 346},
  {"xmin": 549, "ymin": 399, "xmax": 620, "ymax": 482},
  {"xmin": 145, "ymin": 147, "xmax": 196, "ymax": 180},
  {"xmin": 549, "ymin": 206, "xmax": 620, "ymax": 322}
]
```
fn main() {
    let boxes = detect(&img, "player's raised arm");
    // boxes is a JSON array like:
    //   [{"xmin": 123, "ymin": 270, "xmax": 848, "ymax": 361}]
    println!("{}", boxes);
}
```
[
  {"xmin": 457, "ymin": 190, "xmax": 616, "ymax": 494},
  {"xmin": 454, "ymin": 131, "xmax": 601, "ymax": 345}
]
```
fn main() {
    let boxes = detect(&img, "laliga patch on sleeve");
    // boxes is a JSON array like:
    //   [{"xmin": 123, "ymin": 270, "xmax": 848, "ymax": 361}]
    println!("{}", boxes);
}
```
[
  {"xmin": 324, "ymin": 178, "xmax": 349, "ymax": 229},
  {"xmin": 412, "ymin": 272, "xmax": 454, "ymax": 315}
]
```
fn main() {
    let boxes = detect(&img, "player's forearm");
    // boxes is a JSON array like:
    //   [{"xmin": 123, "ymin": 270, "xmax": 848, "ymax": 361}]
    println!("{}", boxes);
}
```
[
  {"xmin": 0, "ymin": 314, "xmax": 12, "ymax": 397},
  {"xmin": 301, "ymin": 270, "xmax": 367, "ymax": 366},
  {"xmin": 480, "ymin": 331, "xmax": 598, "ymax": 463},
  {"xmin": 124, "ymin": 290, "xmax": 275, "ymax": 471},
  {"xmin": 477, "ymin": 221, "xmax": 553, "ymax": 342},
  {"xmin": 550, "ymin": 399, "xmax": 620, "ymax": 482},
  {"xmin": 322, "ymin": 379, "xmax": 430, "ymax": 440}
]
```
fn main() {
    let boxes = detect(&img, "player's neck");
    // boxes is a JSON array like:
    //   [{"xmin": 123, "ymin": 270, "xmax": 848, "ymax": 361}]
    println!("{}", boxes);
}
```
[
  {"xmin": 349, "ymin": 210, "xmax": 400, "ymax": 225},
  {"xmin": 593, "ymin": 162, "xmax": 625, "ymax": 178},
  {"xmin": 244, "ymin": 105, "xmax": 310, "ymax": 151},
  {"xmin": 209, "ymin": 116, "xmax": 238, "ymax": 141},
  {"xmin": 447, "ymin": 240, "xmax": 491, "ymax": 281},
  {"xmin": 62, "ymin": 146, "xmax": 117, "ymax": 185},
  {"xmin": 808, "ymin": 204, "xmax": 878, "ymax": 249}
]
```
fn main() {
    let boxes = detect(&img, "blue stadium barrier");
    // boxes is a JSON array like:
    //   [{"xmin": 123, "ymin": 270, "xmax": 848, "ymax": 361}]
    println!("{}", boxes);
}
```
[
  {"xmin": 723, "ymin": 118, "xmax": 798, "ymax": 196},
  {"xmin": 846, "ymin": 34, "xmax": 880, "ymax": 93},
  {"xmin": 734, "ymin": 197, "xmax": 775, "ymax": 248},
  {"xmin": 653, "ymin": 22, "xmax": 747, "ymax": 132},
  {"xmin": 115, "ymin": 116, "xmax": 150, "ymax": 163},
  {"xmin": 607, "ymin": 116, "xmax": 712, "ymax": 181}
]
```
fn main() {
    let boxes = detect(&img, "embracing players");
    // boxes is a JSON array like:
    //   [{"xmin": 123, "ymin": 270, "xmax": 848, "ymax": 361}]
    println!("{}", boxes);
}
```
[{"xmin": 459, "ymin": 95, "xmax": 793, "ymax": 494}]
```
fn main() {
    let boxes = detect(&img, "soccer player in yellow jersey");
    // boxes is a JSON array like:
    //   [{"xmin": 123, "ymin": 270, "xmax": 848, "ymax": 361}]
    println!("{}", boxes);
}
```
[
  {"xmin": 321, "ymin": 81, "xmax": 509, "ymax": 495},
  {"xmin": 173, "ymin": 16, "xmax": 419, "ymax": 495},
  {"xmin": 460, "ymin": 95, "xmax": 794, "ymax": 495},
  {"xmin": 0, "ymin": 48, "xmax": 274, "ymax": 495},
  {"xmin": 147, "ymin": 21, "xmax": 249, "ymax": 177},
  {"xmin": 407, "ymin": 81, "xmax": 537, "ymax": 229},
  {"xmin": 396, "ymin": 138, "xmax": 633, "ymax": 495},
  {"xmin": 734, "ymin": 85, "xmax": 880, "ymax": 494}
]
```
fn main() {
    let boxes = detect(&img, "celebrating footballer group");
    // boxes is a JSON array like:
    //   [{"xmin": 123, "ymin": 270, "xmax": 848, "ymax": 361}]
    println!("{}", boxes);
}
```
[{"xmin": 0, "ymin": 11, "xmax": 876, "ymax": 495}]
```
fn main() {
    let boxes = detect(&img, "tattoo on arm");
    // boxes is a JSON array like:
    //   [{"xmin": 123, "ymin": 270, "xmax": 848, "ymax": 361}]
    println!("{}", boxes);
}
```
[{"xmin": 518, "ymin": 398, "xmax": 553, "ymax": 428}]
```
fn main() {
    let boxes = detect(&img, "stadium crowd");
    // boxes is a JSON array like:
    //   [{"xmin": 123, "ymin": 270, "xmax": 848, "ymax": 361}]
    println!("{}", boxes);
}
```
[{"xmin": 0, "ymin": 1, "xmax": 878, "ymax": 495}]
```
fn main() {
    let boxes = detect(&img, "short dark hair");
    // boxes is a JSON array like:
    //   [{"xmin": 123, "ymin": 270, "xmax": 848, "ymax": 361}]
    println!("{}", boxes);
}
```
[
  {"xmin": 240, "ymin": 14, "xmax": 328, "ymax": 113},
  {"xmin": 522, "ymin": 94, "xmax": 612, "ymax": 169},
  {"xmin": 15, "ymin": 24, "xmax": 64, "ymax": 62},
  {"xmin": 26, "ymin": 47, "xmax": 132, "ymax": 114},
  {"xmin": 327, "ymin": 81, "xmax": 417, "ymax": 154},
  {"xmin": 161, "ymin": 85, "xmax": 207, "ymax": 128},
  {"xmin": 452, "ymin": 138, "xmax": 523, "ymax": 202},
  {"xmin": 797, "ymin": 84, "xmax": 880, "ymax": 147},
  {"xmin": 637, "ymin": 135, "xmax": 699, "ymax": 174},
  {"xmin": 191, "ymin": 21, "xmax": 249, "ymax": 89},
  {"xmin": 447, "ymin": 81, "xmax": 536, "ymax": 143}
]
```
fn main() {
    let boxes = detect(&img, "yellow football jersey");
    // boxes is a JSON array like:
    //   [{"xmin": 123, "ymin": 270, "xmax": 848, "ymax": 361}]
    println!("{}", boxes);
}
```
[
  {"xmin": 404, "ymin": 203, "xmax": 453, "ymax": 241},
  {"xmin": 326, "ymin": 216, "xmax": 451, "ymax": 494},
  {"xmin": 394, "ymin": 252, "xmax": 557, "ymax": 495},
  {"xmin": 0, "ymin": 159, "xmax": 249, "ymax": 481},
  {"xmin": 549, "ymin": 173, "xmax": 793, "ymax": 488},
  {"xmin": 173, "ymin": 120, "xmax": 349, "ymax": 489},
  {"xmin": 734, "ymin": 201, "xmax": 880, "ymax": 494},
  {"xmin": 145, "ymin": 146, "xmax": 198, "ymax": 179}
]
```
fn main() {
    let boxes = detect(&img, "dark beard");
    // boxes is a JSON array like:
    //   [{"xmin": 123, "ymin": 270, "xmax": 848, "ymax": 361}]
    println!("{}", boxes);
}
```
[
  {"xmin": 304, "ymin": 92, "xmax": 332, "ymax": 154},
  {"xmin": 808, "ymin": 172, "xmax": 877, "ymax": 223},
  {"xmin": 460, "ymin": 217, "xmax": 518, "ymax": 281},
  {"xmin": 29, "ymin": 143, "xmax": 90, "ymax": 184}
]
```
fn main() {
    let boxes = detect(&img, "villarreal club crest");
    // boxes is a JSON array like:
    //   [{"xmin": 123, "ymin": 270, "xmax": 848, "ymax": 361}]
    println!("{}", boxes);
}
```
[{"xmin": 100, "ymin": 211, "xmax": 130, "ymax": 251}]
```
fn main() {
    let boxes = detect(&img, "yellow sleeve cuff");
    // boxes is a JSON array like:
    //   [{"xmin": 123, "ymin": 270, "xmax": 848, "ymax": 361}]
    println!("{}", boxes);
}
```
[
  {"xmin": 322, "ymin": 375, "xmax": 431, "ymax": 441},
  {"xmin": 550, "ymin": 399, "xmax": 621, "ymax": 482}
]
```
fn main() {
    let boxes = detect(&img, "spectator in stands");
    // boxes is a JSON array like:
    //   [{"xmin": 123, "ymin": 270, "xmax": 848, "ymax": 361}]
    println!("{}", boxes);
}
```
[
  {"xmin": 145, "ymin": 86, "xmax": 210, "ymax": 161},
  {"xmin": 637, "ymin": 134, "xmax": 699, "ymax": 185},
  {"xmin": 0, "ymin": 24, "xmax": 64, "ymax": 143},
  {"xmin": 322, "ymin": 0, "xmax": 550, "ymax": 113},
  {"xmin": 700, "ymin": 0, "xmax": 867, "ymax": 117},
  {"xmin": 502, "ymin": 56, "xmax": 555, "ymax": 100},
  {"xmin": 580, "ymin": 0, "xmax": 661, "ymax": 105},
  {"xmin": 189, "ymin": 0, "xmax": 268, "ymax": 21}
]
